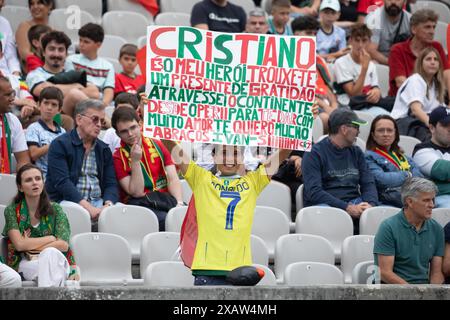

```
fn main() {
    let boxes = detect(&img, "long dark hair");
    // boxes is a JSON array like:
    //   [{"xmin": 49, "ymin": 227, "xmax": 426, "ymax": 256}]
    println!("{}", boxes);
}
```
[
  {"xmin": 366, "ymin": 115, "xmax": 402, "ymax": 155},
  {"xmin": 14, "ymin": 164, "xmax": 55, "ymax": 217}
]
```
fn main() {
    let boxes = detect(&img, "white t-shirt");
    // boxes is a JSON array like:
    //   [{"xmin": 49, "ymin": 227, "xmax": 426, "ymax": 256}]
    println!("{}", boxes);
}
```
[
  {"xmin": 391, "ymin": 73, "xmax": 442, "ymax": 119},
  {"xmin": 334, "ymin": 53, "xmax": 379, "ymax": 105},
  {"xmin": 0, "ymin": 113, "xmax": 28, "ymax": 153},
  {"xmin": 0, "ymin": 16, "xmax": 21, "ymax": 75},
  {"xmin": 66, "ymin": 54, "xmax": 115, "ymax": 90},
  {"xmin": 101, "ymin": 127, "xmax": 121, "ymax": 153}
]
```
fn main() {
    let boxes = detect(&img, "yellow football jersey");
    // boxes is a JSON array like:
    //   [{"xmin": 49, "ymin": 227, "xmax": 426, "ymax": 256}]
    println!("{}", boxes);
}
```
[{"xmin": 184, "ymin": 161, "xmax": 270, "ymax": 272}]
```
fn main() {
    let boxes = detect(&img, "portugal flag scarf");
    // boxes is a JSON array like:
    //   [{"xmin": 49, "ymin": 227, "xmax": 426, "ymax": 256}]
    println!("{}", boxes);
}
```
[
  {"xmin": 374, "ymin": 147, "xmax": 411, "ymax": 171},
  {"xmin": 118, "ymin": 136, "xmax": 168, "ymax": 192},
  {"xmin": 0, "ymin": 114, "xmax": 11, "ymax": 174}
]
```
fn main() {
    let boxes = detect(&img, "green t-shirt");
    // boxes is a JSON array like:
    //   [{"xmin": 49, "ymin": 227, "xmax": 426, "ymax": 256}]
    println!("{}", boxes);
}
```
[{"xmin": 374, "ymin": 210, "xmax": 445, "ymax": 284}]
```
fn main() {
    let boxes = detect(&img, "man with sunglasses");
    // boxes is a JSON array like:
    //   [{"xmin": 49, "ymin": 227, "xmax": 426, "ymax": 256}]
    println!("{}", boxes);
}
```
[
  {"xmin": 302, "ymin": 108, "xmax": 379, "ymax": 233},
  {"xmin": 46, "ymin": 99, "xmax": 118, "ymax": 228}
]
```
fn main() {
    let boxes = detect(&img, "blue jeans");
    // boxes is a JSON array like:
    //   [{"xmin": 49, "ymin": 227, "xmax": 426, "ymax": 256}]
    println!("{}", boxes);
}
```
[{"xmin": 194, "ymin": 275, "xmax": 231, "ymax": 286}]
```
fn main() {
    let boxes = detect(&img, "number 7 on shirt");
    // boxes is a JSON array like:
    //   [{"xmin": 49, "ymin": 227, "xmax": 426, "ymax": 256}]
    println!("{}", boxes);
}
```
[{"xmin": 220, "ymin": 191, "xmax": 241, "ymax": 230}]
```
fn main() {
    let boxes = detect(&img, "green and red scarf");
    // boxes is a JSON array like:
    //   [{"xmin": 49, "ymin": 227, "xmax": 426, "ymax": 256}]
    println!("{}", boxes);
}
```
[
  {"xmin": 0, "ymin": 114, "xmax": 11, "ymax": 174},
  {"xmin": 118, "ymin": 136, "xmax": 169, "ymax": 193},
  {"xmin": 374, "ymin": 147, "xmax": 411, "ymax": 171}
]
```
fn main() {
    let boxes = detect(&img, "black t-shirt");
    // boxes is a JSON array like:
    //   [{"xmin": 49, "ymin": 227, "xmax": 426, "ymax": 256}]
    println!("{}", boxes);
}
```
[
  {"xmin": 190, "ymin": 0, "xmax": 247, "ymax": 33},
  {"xmin": 291, "ymin": 0, "xmax": 312, "ymax": 8},
  {"xmin": 339, "ymin": 1, "xmax": 358, "ymax": 22}
]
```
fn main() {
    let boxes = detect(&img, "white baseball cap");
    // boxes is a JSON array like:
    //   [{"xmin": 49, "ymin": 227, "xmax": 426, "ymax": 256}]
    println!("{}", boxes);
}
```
[{"xmin": 320, "ymin": 0, "xmax": 341, "ymax": 12}]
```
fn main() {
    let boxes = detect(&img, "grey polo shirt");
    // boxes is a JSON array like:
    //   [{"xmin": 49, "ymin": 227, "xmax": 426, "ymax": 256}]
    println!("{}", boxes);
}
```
[{"xmin": 374, "ymin": 210, "xmax": 444, "ymax": 284}]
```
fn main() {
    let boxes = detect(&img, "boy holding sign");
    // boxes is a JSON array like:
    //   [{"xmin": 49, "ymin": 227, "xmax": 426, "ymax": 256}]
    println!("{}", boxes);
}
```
[{"xmin": 162, "ymin": 139, "xmax": 291, "ymax": 285}]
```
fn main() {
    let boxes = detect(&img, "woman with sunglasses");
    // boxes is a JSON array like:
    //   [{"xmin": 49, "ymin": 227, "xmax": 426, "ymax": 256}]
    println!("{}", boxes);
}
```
[
  {"xmin": 2, "ymin": 163, "xmax": 79, "ymax": 286},
  {"xmin": 365, "ymin": 114, "xmax": 423, "ymax": 207}
]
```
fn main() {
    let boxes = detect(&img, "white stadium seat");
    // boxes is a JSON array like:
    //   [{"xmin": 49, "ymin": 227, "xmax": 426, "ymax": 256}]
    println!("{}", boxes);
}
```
[
  {"xmin": 71, "ymin": 232, "xmax": 143, "ymax": 286},
  {"xmin": 98, "ymin": 205, "xmax": 159, "ymax": 261},
  {"xmin": 295, "ymin": 206, "xmax": 353, "ymax": 261},
  {"xmin": 284, "ymin": 262, "xmax": 344, "ymax": 285}
]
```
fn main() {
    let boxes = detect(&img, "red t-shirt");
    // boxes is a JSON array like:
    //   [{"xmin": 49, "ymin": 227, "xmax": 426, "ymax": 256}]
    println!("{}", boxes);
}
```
[
  {"xmin": 114, "ymin": 72, "xmax": 145, "ymax": 95},
  {"xmin": 388, "ymin": 38, "xmax": 449, "ymax": 96},
  {"xmin": 316, "ymin": 55, "xmax": 332, "ymax": 96},
  {"xmin": 113, "ymin": 137, "xmax": 174, "ymax": 203},
  {"xmin": 26, "ymin": 54, "xmax": 44, "ymax": 73},
  {"xmin": 357, "ymin": 0, "xmax": 383, "ymax": 15}
]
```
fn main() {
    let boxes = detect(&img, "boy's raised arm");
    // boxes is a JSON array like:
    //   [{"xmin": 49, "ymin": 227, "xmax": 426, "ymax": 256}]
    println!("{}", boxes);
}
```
[{"xmin": 160, "ymin": 140, "xmax": 191, "ymax": 176}]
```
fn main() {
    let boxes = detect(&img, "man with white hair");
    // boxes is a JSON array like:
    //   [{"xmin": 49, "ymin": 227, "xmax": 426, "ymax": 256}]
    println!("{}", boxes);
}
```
[
  {"xmin": 374, "ymin": 177, "xmax": 444, "ymax": 284},
  {"xmin": 245, "ymin": 8, "xmax": 269, "ymax": 34}
]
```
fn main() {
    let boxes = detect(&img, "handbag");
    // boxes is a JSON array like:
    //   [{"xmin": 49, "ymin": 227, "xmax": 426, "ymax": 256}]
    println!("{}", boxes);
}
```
[
  {"xmin": 349, "ymin": 95, "xmax": 395, "ymax": 112},
  {"xmin": 379, "ymin": 188, "xmax": 403, "ymax": 208},
  {"xmin": 392, "ymin": 12, "xmax": 409, "ymax": 45},
  {"xmin": 127, "ymin": 191, "xmax": 177, "ymax": 212},
  {"xmin": 24, "ymin": 250, "xmax": 40, "ymax": 261}
]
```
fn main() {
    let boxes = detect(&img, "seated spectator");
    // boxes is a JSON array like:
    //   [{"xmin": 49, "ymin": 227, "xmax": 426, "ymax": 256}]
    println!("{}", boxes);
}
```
[
  {"xmin": 0, "ymin": 262, "xmax": 21, "ymax": 287},
  {"xmin": 26, "ymin": 31, "xmax": 98, "ymax": 128},
  {"xmin": 443, "ymin": 221, "xmax": 450, "ymax": 283},
  {"xmin": 366, "ymin": 0, "xmax": 410, "ymax": 65},
  {"xmin": 191, "ymin": 0, "xmax": 246, "ymax": 32},
  {"xmin": 245, "ymin": 8, "xmax": 269, "ymax": 34},
  {"xmin": 15, "ymin": 0, "xmax": 54, "ymax": 63},
  {"xmin": 413, "ymin": 107, "xmax": 450, "ymax": 208},
  {"xmin": 290, "ymin": 0, "xmax": 320, "ymax": 17},
  {"xmin": 336, "ymin": 0, "xmax": 361, "ymax": 29},
  {"xmin": 114, "ymin": 44, "xmax": 144, "ymax": 97},
  {"xmin": 334, "ymin": 23, "xmax": 392, "ymax": 116},
  {"xmin": 270, "ymin": 102, "xmax": 320, "ymax": 201},
  {"xmin": 374, "ymin": 177, "xmax": 444, "ymax": 284},
  {"xmin": 365, "ymin": 115, "xmax": 423, "ymax": 207},
  {"xmin": 0, "ymin": 40, "xmax": 38, "ymax": 128},
  {"xmin": 46, "ymin": 99, "xmax": 118, "ymax": 228},
  {"xmin": 101, "ymin": 92, "xmax": 140, "ymax": 153},
  {"xmin": 317, "ymin": 0, "xmax": 350, "ymax": 62},
  {"xmin": 66, "ymin": 23, "xmax": 115, "ymax": 107},
  {"xmin": 271, "ymin": 149, "xmax": 304, "ymax": 201},
  {"xmin": 302, "ymin": 108, "xmax": 379, "ymax": 232},
  {"xmin": 268, "ymin": 0, "xmax": 293, "ymax": 35},
  {"xmin": 388, "ymin": 9, "xmax": 450, "ymax": 97},
  {"xmin": 0, "ymin": 2, "xmax": 21, "ymax": 76},
  {"xmin": 25, "ymin": 87, "xmax": 66, "ymax": 179},
  {"xmin": 292, "ymin": 15, "xmax": 338, "ymax": 132},
  {"xmin": 0, "ymin": 76, "xmax": 31, "ymax": 174},
  {"xmin": 391, "ymin": 47, "xmax": 445, "ymax": 140},
  {"xmin": 358, "ymin": 0, "xmax": 383, "ymax": 20},
  {"xmin": 112, "ymin": 108, "xmax": 183, "ymax": 231},
  {"xmin": 3, "ymin": 164, "xmax": 79, "ymax": 287},
  {"xmin": 26, "ymin": 24, "xmax": 51, "ymax": 73}
]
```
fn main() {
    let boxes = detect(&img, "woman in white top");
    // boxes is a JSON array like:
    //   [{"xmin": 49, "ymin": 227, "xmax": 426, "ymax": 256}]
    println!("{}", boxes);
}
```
[{"xmin": 391, "ymin": 47, "xmax": 446, "ymax": 140}]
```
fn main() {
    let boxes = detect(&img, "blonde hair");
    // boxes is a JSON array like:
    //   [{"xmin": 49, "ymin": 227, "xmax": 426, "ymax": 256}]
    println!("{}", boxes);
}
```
[{"xmin": 414, "ymin": 47, "xmax": 445, "ymax": 103}]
